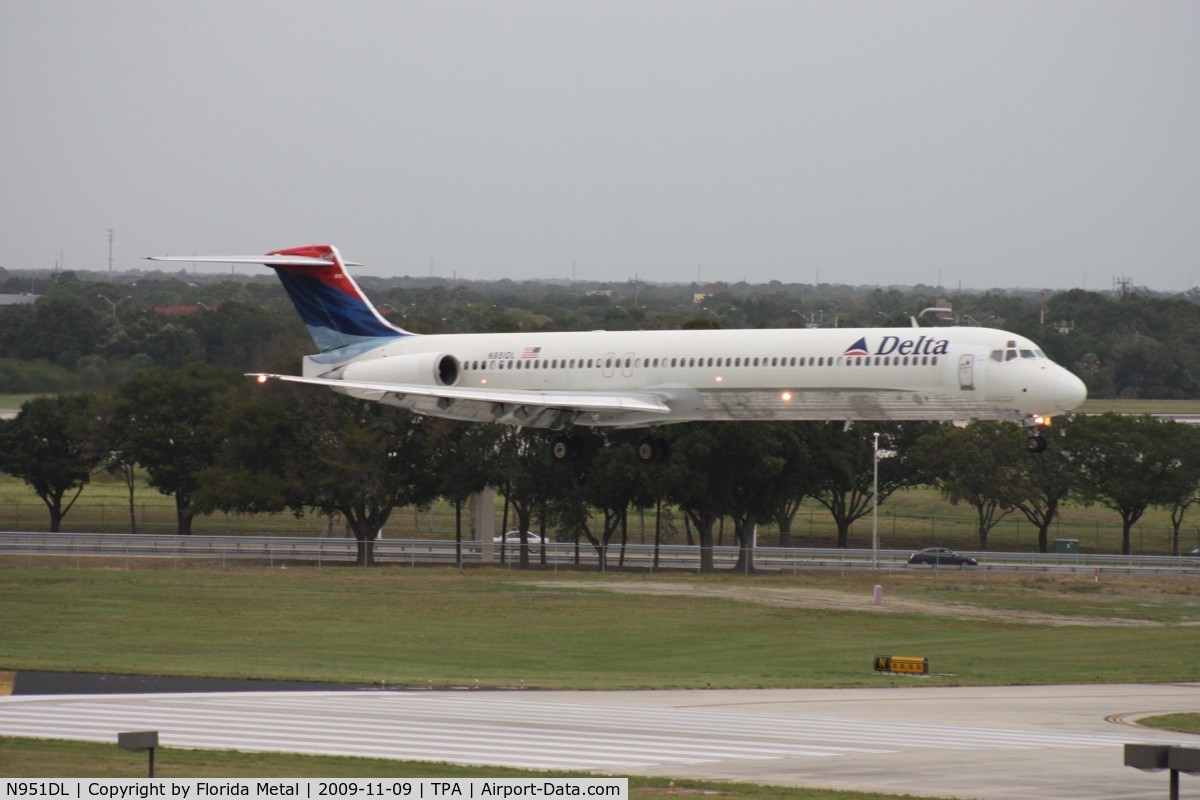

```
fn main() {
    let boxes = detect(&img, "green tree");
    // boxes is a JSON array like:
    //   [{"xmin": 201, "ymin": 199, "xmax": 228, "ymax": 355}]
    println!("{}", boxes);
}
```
[
  {"xmin": 434, "ymin": 421, "xmax": 505, "ymax": 566},
  {"xmin": 1009, "ymin": 420, "xmax": 1076, "ymax": 553},
  {"xmin": 1066, "ymin": 414, "xmax": 1177, "ymax": 555},
  {"xmin": 1155, "ymin": 421, "xmax": 1200, "ymax": 556},
  {"xmin": 912, "ymin": 422, "xmax": 1028, "ymax": 551},
  {"xmin": 0, "ymin": 394, "xmax": 105, "ymax": 531},
  {"xmin": 489, "ymin": 428, "xmax": 568, "ymax": 569},
  {"xmin": 111, "ymin": 363, "xmax": 244, "ymax": 534},
  {"xmin": 200, "ymin": 385, "xmax": 444, "ymax": 566},
  {"xmin": 808, "ymin": 422, "xmax": 934, "ymax": 548},
  {"xmin": 765, "ymin": 424, "xmax": 817, "ymax": 548},
  {"xmin": 567, "ymin": 432, "xmax": 653, "ymax": 571},
  {"xmin": 722, "ymin": 424, "xmax": 789, "ymax": 573},
  {"xmin": 659, "ymin": 424, "xmax": 735, "ymax": 574}
]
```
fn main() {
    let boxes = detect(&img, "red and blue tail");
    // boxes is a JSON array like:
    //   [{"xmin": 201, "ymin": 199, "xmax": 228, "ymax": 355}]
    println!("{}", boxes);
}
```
[
  {"xmin": 146, "ymin": 244, "xmax": 410, "ymax": 353},
  {"xmin": 264, "ymin": 245, "xmax": 409, "ymax": 352}
]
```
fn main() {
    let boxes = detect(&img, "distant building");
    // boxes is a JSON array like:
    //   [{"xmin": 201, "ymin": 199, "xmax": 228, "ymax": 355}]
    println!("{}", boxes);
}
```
[
  {"xmin": 0, "ymin": 294, "xmax": 39, "ymax": 306},
  {"xmin": 151, "ymin": 305, "xmax": 204, "ymax": 316}
]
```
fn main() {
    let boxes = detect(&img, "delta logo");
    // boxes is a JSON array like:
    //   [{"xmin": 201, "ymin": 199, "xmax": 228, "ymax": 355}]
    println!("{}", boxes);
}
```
[
  {"xmin": 843, "ymin": 337, "xmax": 870, "ymax": 357},
  {"xmin": 844, "ymin": 335, "xmax": 950, "ymax": 357}
]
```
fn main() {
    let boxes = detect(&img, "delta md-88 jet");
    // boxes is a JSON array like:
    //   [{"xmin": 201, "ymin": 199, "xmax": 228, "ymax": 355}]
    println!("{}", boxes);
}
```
[{"xmin": 148, "ymin": 244, "xmax": 1087, "ymax": 462}]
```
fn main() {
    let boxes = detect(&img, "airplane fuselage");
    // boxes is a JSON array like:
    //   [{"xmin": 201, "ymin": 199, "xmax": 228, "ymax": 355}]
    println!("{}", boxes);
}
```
[{"xmin": 317, "ymin": 325, "xmax": 1086, "ymax": 430}]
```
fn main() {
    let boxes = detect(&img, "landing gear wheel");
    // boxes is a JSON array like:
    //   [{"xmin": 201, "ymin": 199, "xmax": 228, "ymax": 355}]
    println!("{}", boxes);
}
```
[
  {"xmin": 636, "ymin": 437, "xmax": 670, "ymax": 465},
  {"xmin": 1026, "ymin": 435, "xmax": 1047, "ymax": 453},
  {"xmin": 551, "ymin": 435, "xmax": 581, "ymax": 463}
]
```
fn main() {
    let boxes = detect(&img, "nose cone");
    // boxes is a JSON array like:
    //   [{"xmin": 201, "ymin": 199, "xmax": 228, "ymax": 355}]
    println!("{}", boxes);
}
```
[{"xmin": 1055, "ymin": 371, "xmax": 1087, "ymax": 412}]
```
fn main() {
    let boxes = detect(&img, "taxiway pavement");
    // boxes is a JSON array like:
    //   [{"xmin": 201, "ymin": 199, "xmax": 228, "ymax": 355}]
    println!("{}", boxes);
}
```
[{"xmin": 2, "ymin": 683, "xmax": 1199, "ymax": 799}]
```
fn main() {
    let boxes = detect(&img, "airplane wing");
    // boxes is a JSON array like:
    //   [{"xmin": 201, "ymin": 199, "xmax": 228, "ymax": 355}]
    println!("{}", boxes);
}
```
[{"xmin": 249, "ymin": 372, "xmax": 673, "ymax": 427}]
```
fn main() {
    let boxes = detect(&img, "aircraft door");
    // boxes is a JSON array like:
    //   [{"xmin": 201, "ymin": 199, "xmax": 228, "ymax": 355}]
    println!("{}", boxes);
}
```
[{"xmin": 958, "ymin": 354, "xmax": 975, "ymax": 390}]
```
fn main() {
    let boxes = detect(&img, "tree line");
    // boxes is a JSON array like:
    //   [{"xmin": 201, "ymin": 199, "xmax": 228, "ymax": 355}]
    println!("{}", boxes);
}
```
[{"xmin": 2, "ymin": 362, "xmax": 1198, "ymax": 568}]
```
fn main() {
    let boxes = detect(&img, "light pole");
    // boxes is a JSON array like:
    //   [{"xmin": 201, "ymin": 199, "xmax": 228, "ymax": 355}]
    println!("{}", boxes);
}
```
[
  {"xmin": 97, "ymin": 294, "xmax": 129, "ymax": 318},
  {"xmin": 872, "ymin": 432, "xmax": 880, "ymax": 569}
]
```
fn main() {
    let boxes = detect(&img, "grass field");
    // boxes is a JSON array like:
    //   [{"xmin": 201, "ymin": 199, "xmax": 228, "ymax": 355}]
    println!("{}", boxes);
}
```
[{"xmin": 1, "ymin": 565, "xmax": 1197, "ymax": 688}]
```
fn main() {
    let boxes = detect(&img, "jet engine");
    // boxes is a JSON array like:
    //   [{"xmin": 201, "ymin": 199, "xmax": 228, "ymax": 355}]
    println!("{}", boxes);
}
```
[{"xmin": 342, "ymin": 352, "xmax": 460, "ymax": 387}]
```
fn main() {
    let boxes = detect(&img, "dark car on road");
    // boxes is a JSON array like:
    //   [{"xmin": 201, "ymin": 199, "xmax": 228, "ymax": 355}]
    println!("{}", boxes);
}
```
[{"xmin": 907, "ymin": 547, "xmax": 979, "ymax": 567}]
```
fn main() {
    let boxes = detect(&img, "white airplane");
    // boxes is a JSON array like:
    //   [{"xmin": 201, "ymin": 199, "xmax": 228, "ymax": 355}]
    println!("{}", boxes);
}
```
[{"xmin": 148, "ymin": 244, "xmax": 1087, "ymax": 461}]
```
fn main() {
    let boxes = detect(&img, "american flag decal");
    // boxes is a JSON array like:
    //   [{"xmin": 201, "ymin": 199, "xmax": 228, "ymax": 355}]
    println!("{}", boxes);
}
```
[{"xmin": 521, "ymin": 346, "xmax": 542, "ymax": 359}]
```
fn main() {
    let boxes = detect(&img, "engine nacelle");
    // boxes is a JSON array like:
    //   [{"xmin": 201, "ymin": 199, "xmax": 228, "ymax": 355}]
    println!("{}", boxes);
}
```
[{"xmin": 342, "ymin": 352, "xmax": 460, "ymax": 387}]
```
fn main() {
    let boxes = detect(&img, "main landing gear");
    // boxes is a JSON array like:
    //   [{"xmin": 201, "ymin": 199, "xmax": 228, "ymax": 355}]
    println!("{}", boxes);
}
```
[
  {"xmin": 1026, "ymin": 435, "xmax": 1047, "ymax": 453},
  {"xmin": 551, "ymin": 435, "xmax": 583, "ymax": 463},
  {"xmin": 635, "ymin": 436, "xmax": 671, "ymax": 465},
  {"xmin": 550, "ymin": 433, "xmax": 671, "ymax": 465}
]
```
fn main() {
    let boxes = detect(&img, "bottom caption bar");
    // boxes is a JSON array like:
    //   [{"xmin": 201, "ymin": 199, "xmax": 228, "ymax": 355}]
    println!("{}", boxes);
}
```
[{"xmin": 2, "ymin": 780, "xmax": 629, "ymax": 800}]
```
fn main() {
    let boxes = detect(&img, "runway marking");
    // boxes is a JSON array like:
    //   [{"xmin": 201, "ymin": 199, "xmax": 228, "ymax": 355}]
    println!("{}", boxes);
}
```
[{"xmin": 0, "ymin": 691, "xmax": 1156, "ymax": 772}]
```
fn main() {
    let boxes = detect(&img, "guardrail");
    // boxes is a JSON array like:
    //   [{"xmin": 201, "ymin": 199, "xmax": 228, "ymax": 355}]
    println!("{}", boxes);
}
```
[{"xmin": 1, "ymin": 532, "xmax": 1198, "ymax": 576}]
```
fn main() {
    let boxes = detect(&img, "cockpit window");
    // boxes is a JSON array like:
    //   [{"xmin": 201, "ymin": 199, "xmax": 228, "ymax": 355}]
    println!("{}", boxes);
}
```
[{"xmin": 991, "ymin": 345, "xmax": 1046, "ymax": 363}]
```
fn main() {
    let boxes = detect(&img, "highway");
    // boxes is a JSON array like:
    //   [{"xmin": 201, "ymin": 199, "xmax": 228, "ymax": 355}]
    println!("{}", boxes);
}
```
[
  {"xmin": 2, "ymin": 684, "xmax": 1199, "ymax": 798},
  {"xmin": 1, "ymin": 531, "xmax": 1198, "ymax": 576}
]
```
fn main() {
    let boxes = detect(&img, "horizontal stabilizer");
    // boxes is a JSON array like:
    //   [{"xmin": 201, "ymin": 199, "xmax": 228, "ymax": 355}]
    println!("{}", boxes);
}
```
[{"xmin": 146, "ymin": 254, "xmax": 364, "ymax": 267}]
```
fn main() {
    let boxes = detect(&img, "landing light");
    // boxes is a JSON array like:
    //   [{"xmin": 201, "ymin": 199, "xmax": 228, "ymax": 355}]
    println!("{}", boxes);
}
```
[
  {"xmin": 715, "ymin": 375, "xmax": 724, "ymax": 383},
  {"xmin": 1034, "ymin": 415, "xmax": 1052, "ymax": 427},
  {"xmin": 256, "ymin": 374, "xmax": 268, "ymax": 384},
  {"xmin": 781, "ymin": 391, "xmax": 793, "ymax": 402}
]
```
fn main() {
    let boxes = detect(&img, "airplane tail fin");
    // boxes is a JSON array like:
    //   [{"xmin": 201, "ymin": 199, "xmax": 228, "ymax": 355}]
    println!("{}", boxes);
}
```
[
  {"xmin": 265, "ymin": 244, "xmax": 410, "ymax": 352},
  {"xmin": 146, "ymin": 244, "xmax": 411, "ymax": 353}
]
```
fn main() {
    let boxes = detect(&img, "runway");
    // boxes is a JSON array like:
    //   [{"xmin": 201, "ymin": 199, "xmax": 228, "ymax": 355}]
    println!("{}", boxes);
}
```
[{"xmin": 2, "ymin": 684, "xmax": 1199, "ymax": 799}]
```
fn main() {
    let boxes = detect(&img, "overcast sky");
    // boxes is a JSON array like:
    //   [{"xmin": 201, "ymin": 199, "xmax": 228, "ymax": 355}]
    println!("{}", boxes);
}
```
[{"xmin": 2, "ymin": 1, "xmax": 1198, "ymax": 291}]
